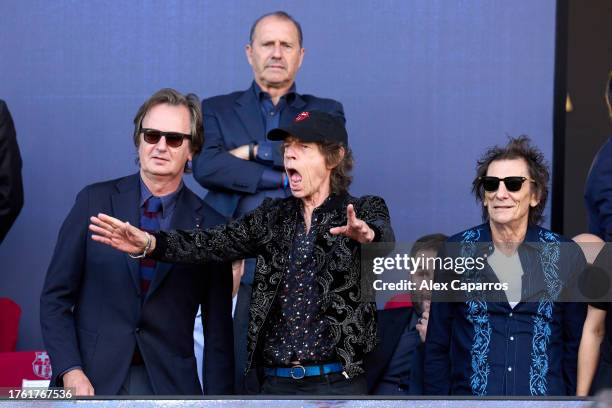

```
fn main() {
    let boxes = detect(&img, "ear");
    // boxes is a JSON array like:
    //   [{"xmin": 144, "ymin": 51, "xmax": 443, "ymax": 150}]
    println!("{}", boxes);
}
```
[
  {"xmin": 297, "ymin": 47, "xmax": 305, "ymax": 69},
  {"xmin": 245, "ymin": 44, "xmax": 253, "ymax": 67}
]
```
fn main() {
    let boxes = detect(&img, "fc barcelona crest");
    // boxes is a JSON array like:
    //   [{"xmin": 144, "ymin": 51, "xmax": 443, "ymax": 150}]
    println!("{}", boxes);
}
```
[{"xmin": 32, "ymin": 351, "xmax": 52, "ymax": 379}]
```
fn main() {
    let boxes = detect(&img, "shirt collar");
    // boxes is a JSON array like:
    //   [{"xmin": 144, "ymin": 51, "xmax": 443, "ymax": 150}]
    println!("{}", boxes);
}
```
[
  {"xmin": 252, "ymin": 81, "xmax": 297, "ymax": 104},
  {"xmin": 294, "ymin": 193, "xmax": 348, "ymax": 214},
  {"xmin": 474, "ymin": 222, "xmax": 544, "ymax": 256},
  {"xmin": 139, "ymin": 177, "xmax": 183, "ymax": 218}
]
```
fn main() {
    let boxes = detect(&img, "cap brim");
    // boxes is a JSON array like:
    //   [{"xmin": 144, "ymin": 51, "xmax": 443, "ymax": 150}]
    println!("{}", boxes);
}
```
[{"xmin": 267, "ymin": 128, "xmax": 291, "ymax": 141}]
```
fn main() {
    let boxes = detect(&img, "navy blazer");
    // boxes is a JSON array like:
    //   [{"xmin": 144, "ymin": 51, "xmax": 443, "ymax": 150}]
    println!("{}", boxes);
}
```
[
  {"xmin": 585, "ymin": 136, "xmax": 612, "ymax": 241},
  {"xmin": 193, "ymin": 83, "xmax": 344, "ymax": 218},
  {"xmin": 40, "ymin": 173, "xmax": 234, "ymax": 395}
]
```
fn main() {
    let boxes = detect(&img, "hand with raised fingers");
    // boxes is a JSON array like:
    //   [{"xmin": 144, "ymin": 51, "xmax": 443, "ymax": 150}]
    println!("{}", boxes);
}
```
[
  {"xmin": 329, "ymin": 204, "xmax": 375, "ymax": 244},
  {"xmin": 89, "ymin": 213, "xmax": 153, "ymax": 256}
]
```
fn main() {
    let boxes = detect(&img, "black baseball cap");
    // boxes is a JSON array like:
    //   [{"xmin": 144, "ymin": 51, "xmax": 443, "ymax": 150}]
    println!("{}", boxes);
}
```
[{"xmin": 267, "ymin": 110, "xmax": 348, "ymax": 145}]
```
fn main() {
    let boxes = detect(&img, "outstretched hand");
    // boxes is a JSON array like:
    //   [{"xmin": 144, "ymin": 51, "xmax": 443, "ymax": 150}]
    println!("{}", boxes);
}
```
[
  {"xmin": 329, "ymin": 204, "xmax": 375, "ymax": 244},
  {"xmin": 89, "ymin": 213, "xmax": 152, "ymax": 255}
]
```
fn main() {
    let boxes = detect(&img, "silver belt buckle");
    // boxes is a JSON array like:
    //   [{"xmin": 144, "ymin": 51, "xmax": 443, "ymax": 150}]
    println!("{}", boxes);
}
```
[{"xmin": 290, "ymin": 364, "xmax": 306, "ymax": 379}]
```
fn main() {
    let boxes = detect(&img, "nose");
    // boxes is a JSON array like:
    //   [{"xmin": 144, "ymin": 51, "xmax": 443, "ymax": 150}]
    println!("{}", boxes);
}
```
[
  {"xmin": 495, "ymin": 181, "xmax": 510, "ymax": 199},
  {"xmin": 154, "ymin": 135, "xmax": 168, "ymax": 151},
  {"xmin": 284, "ymin": 144, "xmax": 297, "ymax": 160},
  {"xmin": 272, "ymin": 42, "xmax": 282, "ymax": 58}
]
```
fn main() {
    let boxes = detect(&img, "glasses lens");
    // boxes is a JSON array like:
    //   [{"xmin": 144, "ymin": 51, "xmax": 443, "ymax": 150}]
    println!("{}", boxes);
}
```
[
  {"xmin": 143, "ymin": 130, "xmax": 162, "ymax": 145},
  {"xmin": 164, "ymin": 133, "xmax": 184, "ymax": 148},
  {"xmin": 504, "ymin": 177, "xmax": 525, "ymax": 192},
  {"xmin": 142, "ymin": 129, "xmax": 187, "ymax": 147},
  {"xmin": 482, "ymin": 177, "xmax": 500, "ymax": 192}
]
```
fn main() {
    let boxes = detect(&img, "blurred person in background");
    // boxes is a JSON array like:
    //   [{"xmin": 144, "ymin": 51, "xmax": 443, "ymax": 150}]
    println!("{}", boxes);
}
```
[{"xmin": 0, "ymin": 99, "xmax": 23, "ymax": 244}]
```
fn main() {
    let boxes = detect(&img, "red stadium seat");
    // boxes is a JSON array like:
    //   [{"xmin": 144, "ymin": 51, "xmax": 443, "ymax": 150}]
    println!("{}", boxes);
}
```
[
  {"xmin": 383, "ymin": 293, "xmax": 413, "ymax": 310},
  {"xmin": 0, "ymin": 351, "xmax": 52, "ymax": 390}
]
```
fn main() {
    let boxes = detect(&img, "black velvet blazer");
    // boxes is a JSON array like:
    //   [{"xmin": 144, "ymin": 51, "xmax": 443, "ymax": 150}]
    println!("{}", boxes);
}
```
[{"xmin": 153, "ymin": 193, "xmax": 395, "ymax": 378}]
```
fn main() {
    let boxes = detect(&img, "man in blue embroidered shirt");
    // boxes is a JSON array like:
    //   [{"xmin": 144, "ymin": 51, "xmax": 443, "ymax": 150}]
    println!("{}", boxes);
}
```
[{"xmin": 424, "ymin": 136, "xmax": 587, "ymax": 396}]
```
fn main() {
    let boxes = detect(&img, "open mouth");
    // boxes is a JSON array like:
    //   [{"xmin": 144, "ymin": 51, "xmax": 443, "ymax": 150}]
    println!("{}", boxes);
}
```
[{"xmin": 286, "ymin": 168, "xmax": 302, "ymax": 188}]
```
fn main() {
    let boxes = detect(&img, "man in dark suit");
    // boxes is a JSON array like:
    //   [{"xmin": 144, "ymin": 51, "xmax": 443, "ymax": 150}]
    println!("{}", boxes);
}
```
[
  {"xmin": 585, "ymin": 72, "xmax": 612, "ymax": 242},
  {"xmin": 0, "ymin": 99, "xmax": 24, "ymax": 244},
  {"xmin": 40, "ymin": 89, "xmax": 233, "ymax": 395},
  {"xmin": 192, "ymin": 11, "xmax": 344, "ymax": 392}
]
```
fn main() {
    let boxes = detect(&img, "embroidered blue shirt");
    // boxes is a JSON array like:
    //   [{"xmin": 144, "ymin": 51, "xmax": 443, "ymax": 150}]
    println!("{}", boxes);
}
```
[{"xmin": 424, "ymin": 223, "xmax": 586, "ymax": 396}]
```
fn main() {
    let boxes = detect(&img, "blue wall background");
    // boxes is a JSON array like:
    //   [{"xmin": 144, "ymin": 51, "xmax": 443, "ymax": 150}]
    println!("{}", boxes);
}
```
[{"xmin": 0, "ymin": 0, "xmax": 556, "ymax": 350}]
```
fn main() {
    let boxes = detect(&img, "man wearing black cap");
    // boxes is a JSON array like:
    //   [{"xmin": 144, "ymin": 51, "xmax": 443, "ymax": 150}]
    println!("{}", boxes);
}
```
[
  {"xmin": 90, "ymin": 110, "xmax": 395, "ymax": 395},
  {"xmin": 192, "ymin": 12, "xmax": 344, "ymax": 391}
]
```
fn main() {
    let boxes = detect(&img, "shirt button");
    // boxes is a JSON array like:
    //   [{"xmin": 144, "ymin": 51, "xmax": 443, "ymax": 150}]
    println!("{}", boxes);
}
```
[
  {"xmin": 508, "ymin": 366, "xmax": 512, "ymax": 372},
  {"xmin": 270, "ymin": 111, "xmax": 275, "ymax": 116},
  {"xmin": 510, "ymin": 336, "xmax": 514, "ymax": 341},
  {"xmin": 509, "ymin": 312, "xmax": 513, "ymax": 317}
]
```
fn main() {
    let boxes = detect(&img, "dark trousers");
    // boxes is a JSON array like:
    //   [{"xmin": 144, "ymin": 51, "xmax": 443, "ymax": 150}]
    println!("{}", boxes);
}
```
[
  {"xmin": 261, "ymin": 373, "xmax": 368, "ymax": 395},
  {"xmin": 118, "ymin": 365, "xmax": 154, "ymax": 395},
  {"xmin": 233, "ymin": 280, "xmax": 253, "ymax": 393}
]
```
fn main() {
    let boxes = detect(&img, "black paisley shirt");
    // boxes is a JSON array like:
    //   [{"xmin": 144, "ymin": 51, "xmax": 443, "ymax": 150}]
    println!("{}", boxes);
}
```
[
  {"xmin": 152, "ymin": 193, "xmax": 395, "ymax": 378},
  {"xmin": 262, "ymin": 204, "xmax": 336, "ymax": 366}
]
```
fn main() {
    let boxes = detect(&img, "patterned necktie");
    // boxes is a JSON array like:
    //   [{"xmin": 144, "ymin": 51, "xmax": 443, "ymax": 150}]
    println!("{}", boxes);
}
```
[{"xmin": 139, "ymin": 196, "xmax": 162, "ymax": 296}]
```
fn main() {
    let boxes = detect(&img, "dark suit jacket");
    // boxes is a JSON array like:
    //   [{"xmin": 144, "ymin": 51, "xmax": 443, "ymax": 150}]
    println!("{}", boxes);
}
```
[
  {"xmin": 365, "ymin": 307, "xmax": 424, "ymax": 395},
  {"xmin": 40, "ymin": 173, "xmax": 234, "ymax": 395},
  {"xmin": 585, "ymin": 136, "xmax": 612, "ymax": 241},
  {"xmin": 0, "ymin": 99, "xmax": 23, "ymax": 244},
  {"xmin": 193, "ymin": 83, "xmax": 344, "ymax": 218}
]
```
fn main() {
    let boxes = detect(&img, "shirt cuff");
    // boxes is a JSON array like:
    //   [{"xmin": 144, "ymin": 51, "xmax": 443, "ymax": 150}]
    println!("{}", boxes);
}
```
[
  {"xmin": 255, "ymin": 141, "xmax": 274, "ymax": 163},
  {"xmin": 150, "ymin": 232, "xmax": 167, "ymax": 260},
  {"xmin": 59, "ymin": 366, "xmax": 82, "ymax": 380}
]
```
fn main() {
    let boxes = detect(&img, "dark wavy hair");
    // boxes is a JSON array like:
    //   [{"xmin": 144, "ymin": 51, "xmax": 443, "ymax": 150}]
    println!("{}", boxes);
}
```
[
  {"xmin": 410, "ymin": 233, "xmax": 448, "ymax": 258},
  {"xmin": 318, "ymin": 141, "xmax": 353, "ymax": 195},
  {"xmin": 471, "ymin": 135, "xmax": 549, "ymax": 225},
  {"xmin": 132, "ymin": 88, "xmax": 203, "ymax": 173}
]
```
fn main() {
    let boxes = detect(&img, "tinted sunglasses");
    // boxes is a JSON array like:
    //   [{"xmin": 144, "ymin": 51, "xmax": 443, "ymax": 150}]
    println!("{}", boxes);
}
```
[
  {"xmin": 141, "ymin": 128, "xmax": 191, "ymax": 148},
  {"xmin": 479, "ymin": 176, "xmax": 535, "ymax": 192}
]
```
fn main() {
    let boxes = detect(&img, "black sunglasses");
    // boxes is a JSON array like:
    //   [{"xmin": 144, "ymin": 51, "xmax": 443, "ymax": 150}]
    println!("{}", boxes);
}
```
[
  {"xmin": 141, "ymin": 128, "xmax": 191, "ymax": 148},
  {"xmin": 479, "ymin": 176, "xmax": 535, "ymax": 192}
]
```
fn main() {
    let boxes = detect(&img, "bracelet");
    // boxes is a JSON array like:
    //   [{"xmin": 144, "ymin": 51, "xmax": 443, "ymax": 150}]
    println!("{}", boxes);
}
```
[
  {"xmin": 248, "ymin": 143, "xmax": 256, "ymax": 161},
  {"xmin": 128, "ymin": 232, "xmax": 151, "ymax": 259}
]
